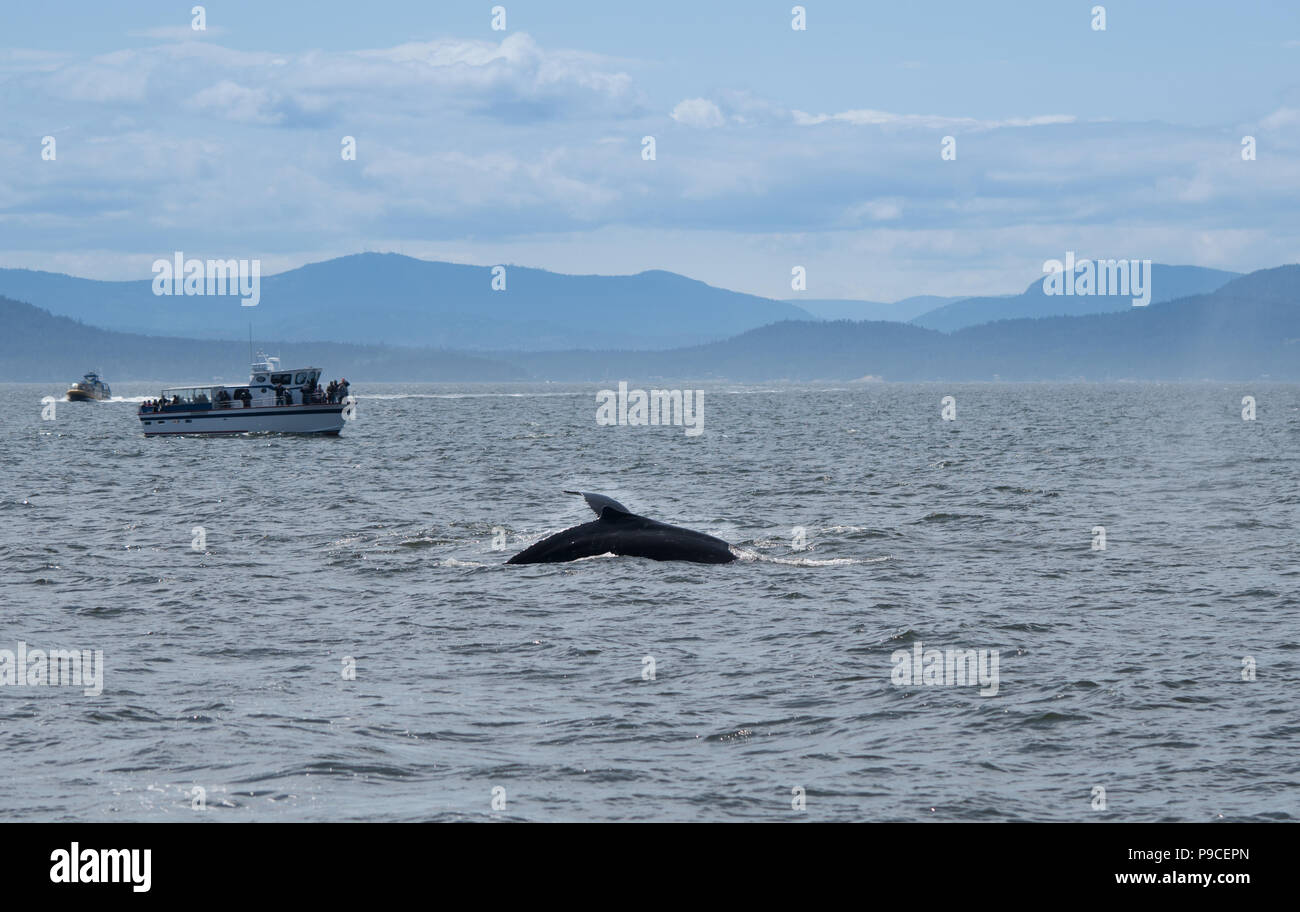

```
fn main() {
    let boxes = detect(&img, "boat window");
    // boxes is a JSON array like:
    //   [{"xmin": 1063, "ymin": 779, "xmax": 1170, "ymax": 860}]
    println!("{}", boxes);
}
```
[
  {"xmin": 254, "ymin": 375, "xmax": 267, "ymax": 383},
  {"xmin": 294, "ymin": 372, "xmax": 308, "ymax": 384},
  {"xmin": 271, "ymin": 373, "xmax": 291, "ymax": 385}
]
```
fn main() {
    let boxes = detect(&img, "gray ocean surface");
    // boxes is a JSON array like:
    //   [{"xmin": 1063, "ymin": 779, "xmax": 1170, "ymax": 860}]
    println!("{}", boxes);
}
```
[{"xmin": 1, "ymin": 381, "xmax": 1297, "ymax": 822}]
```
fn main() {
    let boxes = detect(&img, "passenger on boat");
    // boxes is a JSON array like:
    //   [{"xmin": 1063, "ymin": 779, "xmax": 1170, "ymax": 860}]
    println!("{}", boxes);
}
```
[
  {"xmin": 326, "ymin": 380, "xmax": 337, "ymax": 403},
  {"xmin": 337, "ymin": 379, "xmax": 350, "ymax": 401}
]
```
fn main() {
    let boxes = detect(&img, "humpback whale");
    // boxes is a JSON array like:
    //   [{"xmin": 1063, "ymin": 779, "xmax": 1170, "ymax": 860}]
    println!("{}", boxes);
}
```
[{"xmin": 506, "ymin": 491, "xmax": 736, "ymax": 564}]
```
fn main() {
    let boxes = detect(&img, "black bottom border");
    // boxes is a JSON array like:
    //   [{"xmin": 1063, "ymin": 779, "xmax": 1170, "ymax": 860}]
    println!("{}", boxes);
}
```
[{"xmin": 0, "ymin": 822, "xmax": 1277, "ymax": 897}]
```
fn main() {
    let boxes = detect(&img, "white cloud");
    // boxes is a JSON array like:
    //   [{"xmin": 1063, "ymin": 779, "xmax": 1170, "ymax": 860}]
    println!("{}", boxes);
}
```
[
  {"xmin": 671, "ymin": 98, "xmax": 725, "ymax": 128},
  {"xmin": 792, "ymin": 108, "xmax": 1075, "ymax": 131},
  {"xmin": 1259, "ymin": 107, "xmax": 1300, "ymax": 130},
  {"xmin": 189, "ymin": 80, "xmax": 282, "ymax": 124},
  {"xmin": 843, "ymin": 199, "xmax": 903, "ymax": 223},
  {"xmin": 0, "ymin": 49, "xmax": 71, "ymax": 74},
  {"xmin": 21, "ymin": 32, "xmax": 641, "ymax": 122},
  {"xmin": 305, "ymin": 33, "xmax": 641, "ymax": 118},
  {"xmin": 40, "ymin": 48, "xmax": 158, "ymax": 103}
]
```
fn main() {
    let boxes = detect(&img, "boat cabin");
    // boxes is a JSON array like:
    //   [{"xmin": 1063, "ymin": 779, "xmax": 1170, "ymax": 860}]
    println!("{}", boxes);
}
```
[{"xmin": 141, "ymin": 353, "xmax": 332, "ymax": 413}]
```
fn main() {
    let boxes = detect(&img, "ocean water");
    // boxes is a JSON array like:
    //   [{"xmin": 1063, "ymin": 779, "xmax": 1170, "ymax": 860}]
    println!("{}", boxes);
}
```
[{"xmin": 1, "ymin": 381, "xmax": 1296, "ymax": 822}]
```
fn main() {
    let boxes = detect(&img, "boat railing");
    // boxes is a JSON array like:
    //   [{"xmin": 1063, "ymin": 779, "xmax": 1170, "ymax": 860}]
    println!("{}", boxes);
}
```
[{"xmin": 139, "ymin": 392, "xmax": 348, "ymax": 413}]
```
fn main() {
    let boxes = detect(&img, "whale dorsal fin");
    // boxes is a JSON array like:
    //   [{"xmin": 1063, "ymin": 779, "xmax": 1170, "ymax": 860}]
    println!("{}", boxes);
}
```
[{"xmin": 564, "ymin": 490, "xmax": 633, "ymax": 519}]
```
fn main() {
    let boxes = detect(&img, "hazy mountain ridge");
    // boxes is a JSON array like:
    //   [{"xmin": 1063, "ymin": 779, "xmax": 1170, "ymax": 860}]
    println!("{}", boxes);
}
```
[
  {"xmin": 503, "ymin": 265, "xmax": 1299, "ymax": 380},
  {"xmin": 3, "ymin": 264, "xmax": 1295, "ymax": 383},
  {"xmin": 784, "ymin": 295, "xmax": 971, "ymax": 323},
  {"xmin": 0, "ymin": 253, "xmax": 812, "ymax": 352},
  {"xmin": 909, "ymin": 264, "xmax": 1241, "ymax": 331},
  {"xmin": 0, "ymin": 256, "xmax": 1243, "ymax": 353},
  {"xmin": 0, "ymin": 297, "xmax": 523, "ymax": 382}
]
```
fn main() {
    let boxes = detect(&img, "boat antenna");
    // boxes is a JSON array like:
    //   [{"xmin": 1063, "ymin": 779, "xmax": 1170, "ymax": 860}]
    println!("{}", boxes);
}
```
[{"xmin": 249, "ymin": 322, "xmax": 253, "ymax": 364}]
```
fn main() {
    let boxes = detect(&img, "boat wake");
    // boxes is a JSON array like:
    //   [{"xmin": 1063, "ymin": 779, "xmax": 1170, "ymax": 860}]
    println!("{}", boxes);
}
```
[{"xmin": 357, "ymin": 392, "xmax": 576, "ymax": 400}]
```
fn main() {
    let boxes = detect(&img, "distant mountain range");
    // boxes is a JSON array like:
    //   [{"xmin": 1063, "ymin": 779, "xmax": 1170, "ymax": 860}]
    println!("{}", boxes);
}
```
[
  {"xmin": 785, "ymin": 295, "xmax": 971, "ymax": 323},
  {"xmin": 784, "ymin": 265, "xmax": 1240, "ymax": 331},
  {"xmin": 909, "ymin": 264, "xmax": 1240, "ymax": 331},
  {"xmin": 504, "ymin": 266, "xmax": 1297, "ymax": 381},
  {"xmin": 0, "ymin": 254, "xmax": 811, "ymax": 352},
  {"xmin": 4, "ymin": 264, "xmax": 1297, "ymax": 382},
  {"xmin": 0, "ymin": 256, "xmax": 1247, "ymax": 355},
  {"xmin": 0, "ymin": 297, "xmax": 523, "ymax": 382}
]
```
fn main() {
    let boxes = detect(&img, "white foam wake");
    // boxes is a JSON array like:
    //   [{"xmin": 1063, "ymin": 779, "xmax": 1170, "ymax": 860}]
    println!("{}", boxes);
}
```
[
  {"xmin": 729, "ymin": 547, "xmax": 890, "ymax": 567},
  {"xmin": 355, "ymin": 392, "xmax": 576, "ymax": 400}
]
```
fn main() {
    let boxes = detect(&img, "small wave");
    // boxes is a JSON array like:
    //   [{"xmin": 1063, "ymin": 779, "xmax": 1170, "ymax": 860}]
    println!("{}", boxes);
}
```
[
  {"xmin": 730, "ymin": 547, "xmax": 889, "ymax": 567},
  {"xmin": 396, "ymin": 537, "xmax": 459, "ymax": 549}
]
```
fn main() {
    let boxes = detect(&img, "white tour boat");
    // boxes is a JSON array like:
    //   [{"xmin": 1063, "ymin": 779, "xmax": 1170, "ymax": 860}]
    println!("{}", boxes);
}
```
[{"xmin": 138, "ymin": 352, "xmax": 352, "ymax": 437}]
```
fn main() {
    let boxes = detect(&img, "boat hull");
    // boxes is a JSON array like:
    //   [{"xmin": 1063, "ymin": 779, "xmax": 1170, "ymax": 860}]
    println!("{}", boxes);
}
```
[
  {"xmin": 139, "ymin": 404, "xmax": 347, "ymax": 436},
  {"xmin": 66, "ymin": 389, "xmax": 108, "ymax": 401}
]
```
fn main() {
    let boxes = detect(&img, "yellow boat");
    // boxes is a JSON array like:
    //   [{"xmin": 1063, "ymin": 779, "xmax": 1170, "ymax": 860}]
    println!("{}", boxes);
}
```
[{"xmin": 66, "ymin": 371, "xmax": 111, "ymax": 401}]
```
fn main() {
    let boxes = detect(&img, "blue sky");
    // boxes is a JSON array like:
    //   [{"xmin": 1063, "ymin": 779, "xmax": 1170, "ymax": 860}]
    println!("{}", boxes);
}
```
[{"xmin": 2, "ymin": 1, "xmax": 1298, "ymax": 300}]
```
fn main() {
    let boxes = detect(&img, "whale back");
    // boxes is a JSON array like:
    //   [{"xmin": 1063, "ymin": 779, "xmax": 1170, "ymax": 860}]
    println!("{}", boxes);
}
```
[{"xmin": 506, "ymin": 492, "xmax": 735, "ymax": 564}]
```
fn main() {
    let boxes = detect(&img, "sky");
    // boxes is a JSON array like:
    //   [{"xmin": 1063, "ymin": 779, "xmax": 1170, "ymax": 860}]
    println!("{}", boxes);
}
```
[{"xmin": 1, "ymin": 0, "xmax": 1298, "ymax": 300}]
